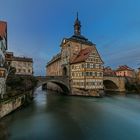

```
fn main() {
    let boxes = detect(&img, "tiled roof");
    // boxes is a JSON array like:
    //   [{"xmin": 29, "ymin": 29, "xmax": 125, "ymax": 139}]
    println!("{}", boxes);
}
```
[
  {"xmin": 5, "ymin": 51, "xmax": 33, "ymax": 62},
  {"xmin": 103, "ymin": 66, "xmax": 116, "ymax": 76},
  {"xmin": 61, "ymin": 35, "xmax": 95, "ymax": 47},
  {"xmin": 71, "ymin": 47, "xmax": 93, "ymax": 64},
  {"xmin": 116, "ymin": 65, "xmax": 134, "ymax": 71},
  {"xmin": 69, "ymin": 35, "xmax": 94, "ymax": 46},
  {"xmin": 0, "ymin": 21, "xmax": 7, "ymax": 39},
  {"xmin": 12, "ymin": 56, "xmax": 33, "ymax": 62}
]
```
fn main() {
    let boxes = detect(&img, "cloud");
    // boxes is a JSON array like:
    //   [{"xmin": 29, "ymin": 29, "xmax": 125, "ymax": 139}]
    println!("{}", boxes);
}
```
[{"xmin": 104, "ymin": 46, "xmax": 140, "ymax": 68}]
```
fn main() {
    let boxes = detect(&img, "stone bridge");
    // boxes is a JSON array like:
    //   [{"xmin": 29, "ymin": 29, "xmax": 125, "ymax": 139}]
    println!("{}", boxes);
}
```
[
  {"xmin": 36, "ymin": 76, "xmax": 70, "ymax": 93},
  {"xmin": 36, "ymin": 75, "xmax": 126, "ymax": 93},
  {"xmin": 103, "ymin": 76, "xmax": 125, "ymax": 92}
]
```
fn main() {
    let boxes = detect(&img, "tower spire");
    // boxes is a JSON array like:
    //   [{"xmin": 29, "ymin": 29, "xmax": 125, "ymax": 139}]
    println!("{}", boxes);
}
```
[
  {"xmin": 76, "ymin": 12, "xmax": 78, "ymax": 20},
  {"xmin": 74, "ymin": 12, "xmax": 81, "ymax": 35}
]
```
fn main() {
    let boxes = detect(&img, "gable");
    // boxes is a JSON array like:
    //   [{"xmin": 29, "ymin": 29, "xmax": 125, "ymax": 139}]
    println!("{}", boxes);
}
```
[{"xmin": 86, "ymin": 47, "xmax": 104, "ymax": 64}]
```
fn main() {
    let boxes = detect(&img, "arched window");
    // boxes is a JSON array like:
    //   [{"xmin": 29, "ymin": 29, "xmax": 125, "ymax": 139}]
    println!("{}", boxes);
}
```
[{"xmin": 63, "ymin": 67, "xmax": 67, "ymax": 76}]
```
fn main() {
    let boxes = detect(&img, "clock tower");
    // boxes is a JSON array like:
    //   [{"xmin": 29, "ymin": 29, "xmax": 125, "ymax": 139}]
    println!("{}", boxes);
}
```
[{"xmin": 74, "ymin": 13, "xmax": 81, "ymax": 36}]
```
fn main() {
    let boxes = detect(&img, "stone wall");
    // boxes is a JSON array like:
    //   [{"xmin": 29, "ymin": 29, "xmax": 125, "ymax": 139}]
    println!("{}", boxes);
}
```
[
  {"xmin": 71, "ymin": 88, "xmax": 104, "ymax": 97},
  {"xmin": 103, "ymin": 76, "xmax": 126, "ymax": 92},
  {"xmin": 0, "ymin": 94, "xmax": 27, "ymax": 118}
]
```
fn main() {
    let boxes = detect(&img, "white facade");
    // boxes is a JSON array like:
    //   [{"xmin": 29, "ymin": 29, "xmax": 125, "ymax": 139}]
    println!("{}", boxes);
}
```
[
  {"xmin": 0, "ymin": 37, "xmax": 6, "ymax": 67},
  {"xmin": 11, "ymin": 59, "xmax": 33, "ymax": 75},
  {"xmin": 0, "ymin": 21, "xmax": 7, "ymax": 98}
]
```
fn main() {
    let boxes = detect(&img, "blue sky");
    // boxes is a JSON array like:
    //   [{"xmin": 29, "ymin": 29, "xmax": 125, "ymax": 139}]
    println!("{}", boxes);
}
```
[{"xmin": 0, "ymin": 0, "xmax": 140, "ymax": 75}]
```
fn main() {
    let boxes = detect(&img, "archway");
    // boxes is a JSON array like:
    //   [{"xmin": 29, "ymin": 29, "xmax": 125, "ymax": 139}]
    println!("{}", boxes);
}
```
[
  {"xmin": 62, "ymin": 67, "xmax": 67, "ymax": 76},
  {"xmin": 42, "ymin": 80, "xmax": 69, "ymax": 95},
  {"xmin": 103, "ymin": 80, "xmax": 119, "ymax": 91}
]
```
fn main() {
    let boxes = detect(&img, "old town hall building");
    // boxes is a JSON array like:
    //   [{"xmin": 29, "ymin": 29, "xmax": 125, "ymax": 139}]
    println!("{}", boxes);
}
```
[{"xmin": 46, "ymin": 15, "xmax": 104, "ymax": 96}]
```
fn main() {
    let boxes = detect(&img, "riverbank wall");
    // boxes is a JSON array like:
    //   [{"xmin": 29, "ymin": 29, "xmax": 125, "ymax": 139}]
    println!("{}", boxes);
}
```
[
  {"xmin": 46, "ymin": 82, "xmax": 104, "ymax": 97},
  {"xmin": 71, "ymin": 88, "xmax": 105, "ymax": 97},
  {"xmin": 0, "ymin": 91, "xmax": 33, "ymax": 119}
]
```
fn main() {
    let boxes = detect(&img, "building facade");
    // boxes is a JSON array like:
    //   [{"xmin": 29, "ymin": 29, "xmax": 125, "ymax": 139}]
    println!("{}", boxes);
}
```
[
  {"xmin": 5, "ymin": 52, "xmax": 33, "ymax": 76},
  {"xmin": 136, "ymin": 68, "xmax": 140, "ymax": 82},
  {"xmin": 46, "ymin": 15, "xmax": 104, "ymax": 96},
  {"xmin": 0, "ymin": 21, "xmax": 7, "ymax": 67},
  {"xmin": 70, "ymin": 47, "xmax": 103, "ymax": 91},
  {"xmin": 138, "ymin": 68, "xmax": 140, "ymax": 78},
  {"xmin": 46, "ymin": 53, "xmax": 62, "ymax": 76},
  {"xmin": 103, "ymin": 66, "xmax": 116, "ymax": 76},
  {"xmin": 115, "ymin": 65, "xmax": 135, "ymax": 78},
  {"xmin": 0, "ymin": 21, "xmax": 7, "ymax": 98}
]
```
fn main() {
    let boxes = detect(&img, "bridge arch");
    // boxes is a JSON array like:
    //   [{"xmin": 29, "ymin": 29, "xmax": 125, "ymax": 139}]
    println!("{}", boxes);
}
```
[
  {"xmin": 103, "ymin": 80, "xmax": 119, "ymax": 91},
  {"xmin": 103, "ymin": 76, "xmax": 125, "ymax": 92},
  {"xmin": 38, "ymin": 79, "xmax": 70, "ymax": 94}
]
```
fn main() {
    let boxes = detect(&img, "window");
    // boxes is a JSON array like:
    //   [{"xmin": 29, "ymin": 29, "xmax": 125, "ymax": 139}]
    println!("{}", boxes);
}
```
[
  {"xmin": 90, "ymin": 58, "xmax": 93, "ymax": 61},
  {"xmin": 92, "ymin": 82, "xmax": 95, "ymax": 85},
  {"xmin": 87, "ymin": 63, "xmax": 90, "ymax": 68},
  {"xmin": 86, "ymin": 72, "xmax": 90, "ymax": 76},
  {"xmin": 100, "ymin": 72, "xmax": 103, "ymax": 77},
  {"xmin": 99, "ymin": 64, "xmax": 102, "ymax": 69},
  {"xmin": 7, "ymin": 62, "xmax": 11, "ymax": 65},
  {"xmin": 82, "ymin": 64, "xmax": 85, "ymax": 68},
  {"xmin": 90, "ymin": 72, "xmax": 92, "ymax": 76},
  {"xmin": 95, "ymin": 59, "xmax": 98, "ymax": 63},
  {"xmin": 99, "ymin": 82, "xmax": 102, "ymax": 86},
  {"xmin": 72, "ymin": 72, "xmax": 74, "ymax": 77},
  {"xmin": 96, "ymin": 64, "xmax": 99, "ymax": 68},
  {"xmin": 95, "ymin": 72, "xmax": 97, "ymax": 76},
  {"xmin": 90, "ymin": 64, "xmax": 93, "ymax": 68},
  {"xmin": 75, "ymin": 46, "xmax": 79, "ymax": 52},
  {"xmin": 0, "ymin": 71, "xmax": 5, "ymax": 77}
]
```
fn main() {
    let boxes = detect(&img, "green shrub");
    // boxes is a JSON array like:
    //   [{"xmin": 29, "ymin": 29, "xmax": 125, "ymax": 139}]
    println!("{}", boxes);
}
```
[{"xmin": 6, "ymin": 75, "xmax": 38, "ymax": 94}]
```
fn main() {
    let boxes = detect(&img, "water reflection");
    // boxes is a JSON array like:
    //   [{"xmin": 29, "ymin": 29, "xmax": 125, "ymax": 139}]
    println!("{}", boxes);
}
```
[
  {"xmin": 0, "ymin": 122, "xmax": 9, "ymax": 140},
  {"xmin": 1, "ymin": 88, "xmax": 140, "ymax": 140}
]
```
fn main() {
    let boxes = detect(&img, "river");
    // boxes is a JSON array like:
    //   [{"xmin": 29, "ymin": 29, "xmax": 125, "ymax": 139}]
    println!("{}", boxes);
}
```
[{"xmin": 1, "ymin": 87, "xmax": 140, "ymax": 140}]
